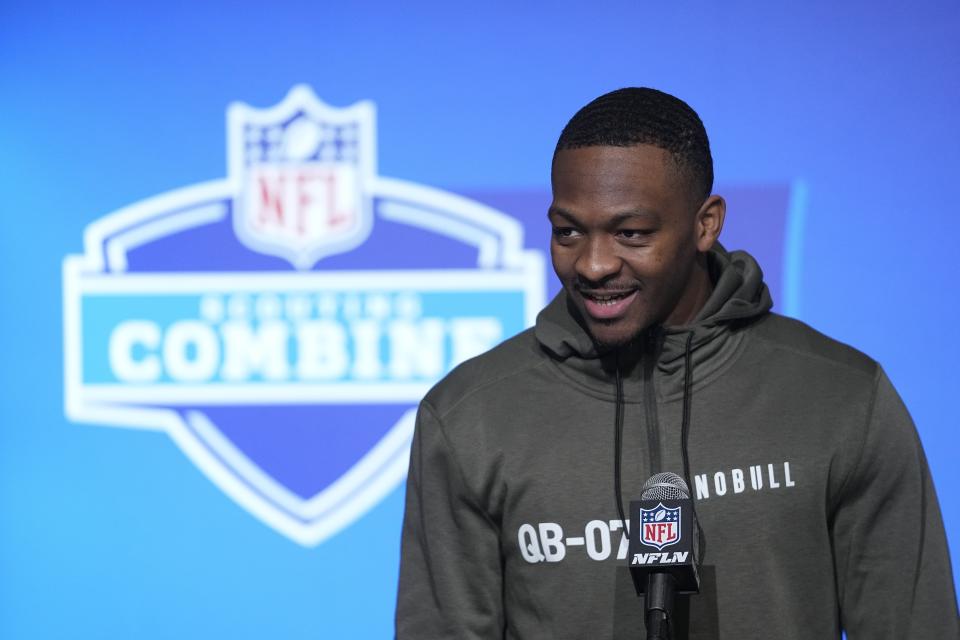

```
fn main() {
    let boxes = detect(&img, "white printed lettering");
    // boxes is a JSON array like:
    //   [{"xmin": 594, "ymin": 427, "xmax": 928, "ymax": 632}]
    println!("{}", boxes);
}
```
[
  {"xmin": 694, "ymin": 473, "xmax": 710, "ymax": 500},
  {"xmin": 163, "ymin": 321, "xmax": 219, "ymax": 381},
  {"xmin": 609, "ymin": 519, "xmax": 630, "ymax": 560},
  {"xmin": 221, "ymin": 320, "xmax": 290, "ymax": 380},
  {"xmin": 109, "ymin": 321, "xmax": 161, "ymax": 382},
  {"xmin": 388, "ymin": 319, "xmax": 444, "ymax": 378},
  {"xmin": 538, "ymin": 523, "xmax": 566, "ymax": 562},
  {"xmin": 350, "ymin": 320, "xmax": 383, "ymax": 379},
  {"xmin": 584, "ymin": 520, "xmax": 611, "ymax": 561},
  {"xmin": 750, "ymin": 465, "xmax": 764, "ymax": 490},
  {"xmin": 713, "ymin": 471, "xmax": 727, "ymax": 496},
  {"xmin": 768, "ymin": 463, "xmax": 781, "ymax": 489},
  {"xmin": 518, "ymin": 524, "xmax": 544, "ymax": 563},
  {"xmin": 784, "ymin": 461, "xmax": 796, "ymax": 487},
  {"xmin": 448, "ymin": 318, "xmax": 502, "ymax": 366},
  {"xmin": 296, "ymin": 320, "xmax": 348, "ymax": 379},
  {"xmin": 731, "ymin": 468, "xmax": 745, "ymax": 493}
]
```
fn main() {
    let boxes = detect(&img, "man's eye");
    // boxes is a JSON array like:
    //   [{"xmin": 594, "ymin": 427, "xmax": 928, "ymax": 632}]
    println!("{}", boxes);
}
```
[
  {"xmin": 552, "ymin": 227, "xmax": 580, "ymax": 239},
  {"xmin": 619, "ymin": 229, "xmax": 653, "ymax": 240}
]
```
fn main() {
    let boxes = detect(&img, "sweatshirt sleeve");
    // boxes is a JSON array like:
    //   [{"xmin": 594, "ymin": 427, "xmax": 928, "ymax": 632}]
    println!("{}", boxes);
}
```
[
  {"xmin": 831, "ymin": 368, "xmax": 959, "ymax": 638},
  {"xmin": 395, "ymin": 400, "xmax": 504, "ymax": 639}
]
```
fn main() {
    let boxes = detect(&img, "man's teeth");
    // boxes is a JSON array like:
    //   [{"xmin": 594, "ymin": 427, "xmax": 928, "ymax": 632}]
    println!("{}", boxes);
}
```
[{"xmin": 586, "ymin": 292, "xmax": 631, "ymax": 305}]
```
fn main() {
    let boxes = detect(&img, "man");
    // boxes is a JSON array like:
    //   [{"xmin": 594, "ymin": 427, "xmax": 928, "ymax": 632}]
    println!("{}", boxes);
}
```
[{"xmin": 396, "ymin": 88, "xmax": 958, "ymax": 638}]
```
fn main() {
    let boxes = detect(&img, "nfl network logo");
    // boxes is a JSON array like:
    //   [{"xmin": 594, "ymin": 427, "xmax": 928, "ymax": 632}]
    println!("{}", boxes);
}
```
[
  {"xmin": 639, "ymin": 503, "xmax": 681, "ymax": 550},
  {"xmin": 62, "ymin": 85, "xmax": 546, "ymax": 546}
]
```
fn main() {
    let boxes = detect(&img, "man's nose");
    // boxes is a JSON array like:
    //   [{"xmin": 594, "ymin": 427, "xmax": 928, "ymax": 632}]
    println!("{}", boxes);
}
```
[{"xmin": 575, "ymin": 235, "xmax": 621, "ymax": 284}]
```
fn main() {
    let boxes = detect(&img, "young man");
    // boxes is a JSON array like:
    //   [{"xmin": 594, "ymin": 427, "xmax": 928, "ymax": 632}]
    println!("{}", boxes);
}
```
[{"xmin": 396, "ymin": 88, "xmax": 958, "ymax": 638}]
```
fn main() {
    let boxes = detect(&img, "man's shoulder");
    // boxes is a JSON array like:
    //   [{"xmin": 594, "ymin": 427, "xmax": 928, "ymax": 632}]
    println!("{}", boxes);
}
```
[
  {"xmin": 422, "ymin": 327, "xmax": 546, "ymax": 416},
  {"xmin": 749, "ymin": 312, "xmax": 879, "ymax": 379}
]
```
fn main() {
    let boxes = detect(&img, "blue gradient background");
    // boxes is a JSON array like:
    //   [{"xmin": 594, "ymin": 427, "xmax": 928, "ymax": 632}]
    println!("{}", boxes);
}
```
[{"xmin": 1, "ymin": 1, "xmax": 957, "ymax": 637}]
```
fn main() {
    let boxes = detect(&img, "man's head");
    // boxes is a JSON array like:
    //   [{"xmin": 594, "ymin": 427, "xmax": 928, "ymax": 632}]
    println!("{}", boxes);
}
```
[{"xmin": 549, "ymin": 88, "xmax": 726, "ymax": 349}]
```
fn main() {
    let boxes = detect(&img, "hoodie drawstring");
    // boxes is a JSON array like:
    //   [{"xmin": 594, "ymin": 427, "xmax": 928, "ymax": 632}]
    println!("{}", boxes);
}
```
[
  {"xmin": 613, "ymin": 330, "xmax": 704, "ymax": 562},
  {"xmin": 680, "ymin": 331, "xmax": 695, "ymax": 494},
  {"xmin": 613, "ymin": 354, "xmax": 627, "ymax": 530},
  {"xmin": 681, "ymin": 330, "xmax": 706, "ymax": 564}
]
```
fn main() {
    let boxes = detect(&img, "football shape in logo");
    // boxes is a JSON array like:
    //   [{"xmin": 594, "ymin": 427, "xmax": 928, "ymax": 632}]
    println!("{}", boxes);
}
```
[{"xmin": 63, "ymin": 86, "xmax": 546, "ymax": 546}]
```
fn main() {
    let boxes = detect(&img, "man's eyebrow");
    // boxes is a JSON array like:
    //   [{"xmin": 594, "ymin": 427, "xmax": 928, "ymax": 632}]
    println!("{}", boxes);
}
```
[
  {"xmin": 547, "ymin": 206, "xmax": 579, "ymax": 224},
  {"xmin": 547, "ymin": 207, "xmax": 661, "ymax": 225},
  {"xmin": 610, "ymin": 209, "xmax": 661, "ymax": 224}
]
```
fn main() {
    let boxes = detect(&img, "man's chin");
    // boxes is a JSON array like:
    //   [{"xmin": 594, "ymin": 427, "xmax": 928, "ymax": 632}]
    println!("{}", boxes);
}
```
[
  {"xmin": 564, "ymin": 295, "xmax": 647, "ymax": 352},
  {"xmin": 586, "ymin": 322, "xmax": 643, "ymax": 353}
]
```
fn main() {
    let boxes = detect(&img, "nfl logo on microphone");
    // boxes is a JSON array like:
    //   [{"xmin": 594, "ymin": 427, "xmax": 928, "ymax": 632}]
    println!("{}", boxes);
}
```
[
  {"xmin": 62, "ymin": 85, "xmax": 545, "ymax": 547},
  {"xmin": 640, "ymin": 503, "xmax": 682, "ymax": 550}
]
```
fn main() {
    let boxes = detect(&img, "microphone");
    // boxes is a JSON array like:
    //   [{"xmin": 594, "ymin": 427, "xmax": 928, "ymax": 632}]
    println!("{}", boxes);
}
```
[{"xmin": 628, "ymin": 472, "xmax": 701, "ymax": 640}]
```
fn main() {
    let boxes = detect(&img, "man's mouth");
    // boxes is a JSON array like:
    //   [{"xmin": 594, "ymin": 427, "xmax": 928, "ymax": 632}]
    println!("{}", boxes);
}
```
[{"xmin": 579, "ymin": 289, "xmax": 639, "ymax": 320}]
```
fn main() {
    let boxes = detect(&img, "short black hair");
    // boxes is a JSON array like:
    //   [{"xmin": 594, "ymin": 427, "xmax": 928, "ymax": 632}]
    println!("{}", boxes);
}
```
[{"xmin": 555, "ymin": 87, "xmax": 713, "ymax": 201}]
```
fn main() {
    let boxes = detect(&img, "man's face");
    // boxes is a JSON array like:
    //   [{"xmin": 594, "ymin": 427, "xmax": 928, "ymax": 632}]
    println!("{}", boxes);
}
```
[{"xmin": 549, "ymin": 144, "xmax": 713, "ymax": 348}]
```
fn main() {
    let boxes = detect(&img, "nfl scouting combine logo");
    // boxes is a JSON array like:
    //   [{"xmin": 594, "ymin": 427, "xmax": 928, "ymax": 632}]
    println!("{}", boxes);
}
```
[{"xmin": 62, "ymin": 86, "xmax": 546, "ymax": 546}]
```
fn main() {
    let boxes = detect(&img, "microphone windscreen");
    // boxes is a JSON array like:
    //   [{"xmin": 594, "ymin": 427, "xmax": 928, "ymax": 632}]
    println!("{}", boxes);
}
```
[{"xmin": 640, "ymin": 472, "xmax": 690, "ymax": 500}]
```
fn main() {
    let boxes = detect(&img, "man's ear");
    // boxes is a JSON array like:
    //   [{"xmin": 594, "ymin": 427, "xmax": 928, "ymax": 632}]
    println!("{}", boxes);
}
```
[{"xmin": 695, "ymin": 195, "xmax": 726, "ymax": 252}]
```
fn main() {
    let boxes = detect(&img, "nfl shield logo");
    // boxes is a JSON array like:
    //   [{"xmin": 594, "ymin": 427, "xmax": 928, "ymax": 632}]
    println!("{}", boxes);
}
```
[
  {"xmin": 228, "ymin": 86, "xmax": 375, "ymax": 269},
  {"xmin": 640, "ymin": 503, "xmax": 681, "ymax": 550}
]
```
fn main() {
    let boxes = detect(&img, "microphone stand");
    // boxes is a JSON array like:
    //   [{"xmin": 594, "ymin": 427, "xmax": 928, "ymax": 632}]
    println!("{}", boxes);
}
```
[{"xmin": 645, "ymin": 573, "xmax": 676, "ymax": 640}]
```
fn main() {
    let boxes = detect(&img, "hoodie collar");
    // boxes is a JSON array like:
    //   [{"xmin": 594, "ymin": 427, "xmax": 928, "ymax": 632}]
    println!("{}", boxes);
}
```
[{"xmin": 534, "ymin": 245, "xmax": 773, "ymax": 401}]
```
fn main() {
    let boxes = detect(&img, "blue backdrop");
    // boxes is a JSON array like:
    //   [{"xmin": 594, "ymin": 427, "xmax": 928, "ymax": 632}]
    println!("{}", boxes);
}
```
[{"xmin": 1, "ymin": 1, "xmax": 957, "ymax": 637}]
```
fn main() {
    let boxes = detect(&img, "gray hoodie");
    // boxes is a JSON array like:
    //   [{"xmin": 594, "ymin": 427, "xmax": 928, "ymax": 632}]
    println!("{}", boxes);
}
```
[{"xmin": 396, "ymin": 247, "xmax": 958, "ymax": 639}]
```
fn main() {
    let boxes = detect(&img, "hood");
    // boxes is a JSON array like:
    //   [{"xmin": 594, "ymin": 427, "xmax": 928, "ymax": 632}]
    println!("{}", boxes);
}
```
[{"xmin": 534, "ymin": 244, "xmax": 773, "ymax": 401}]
